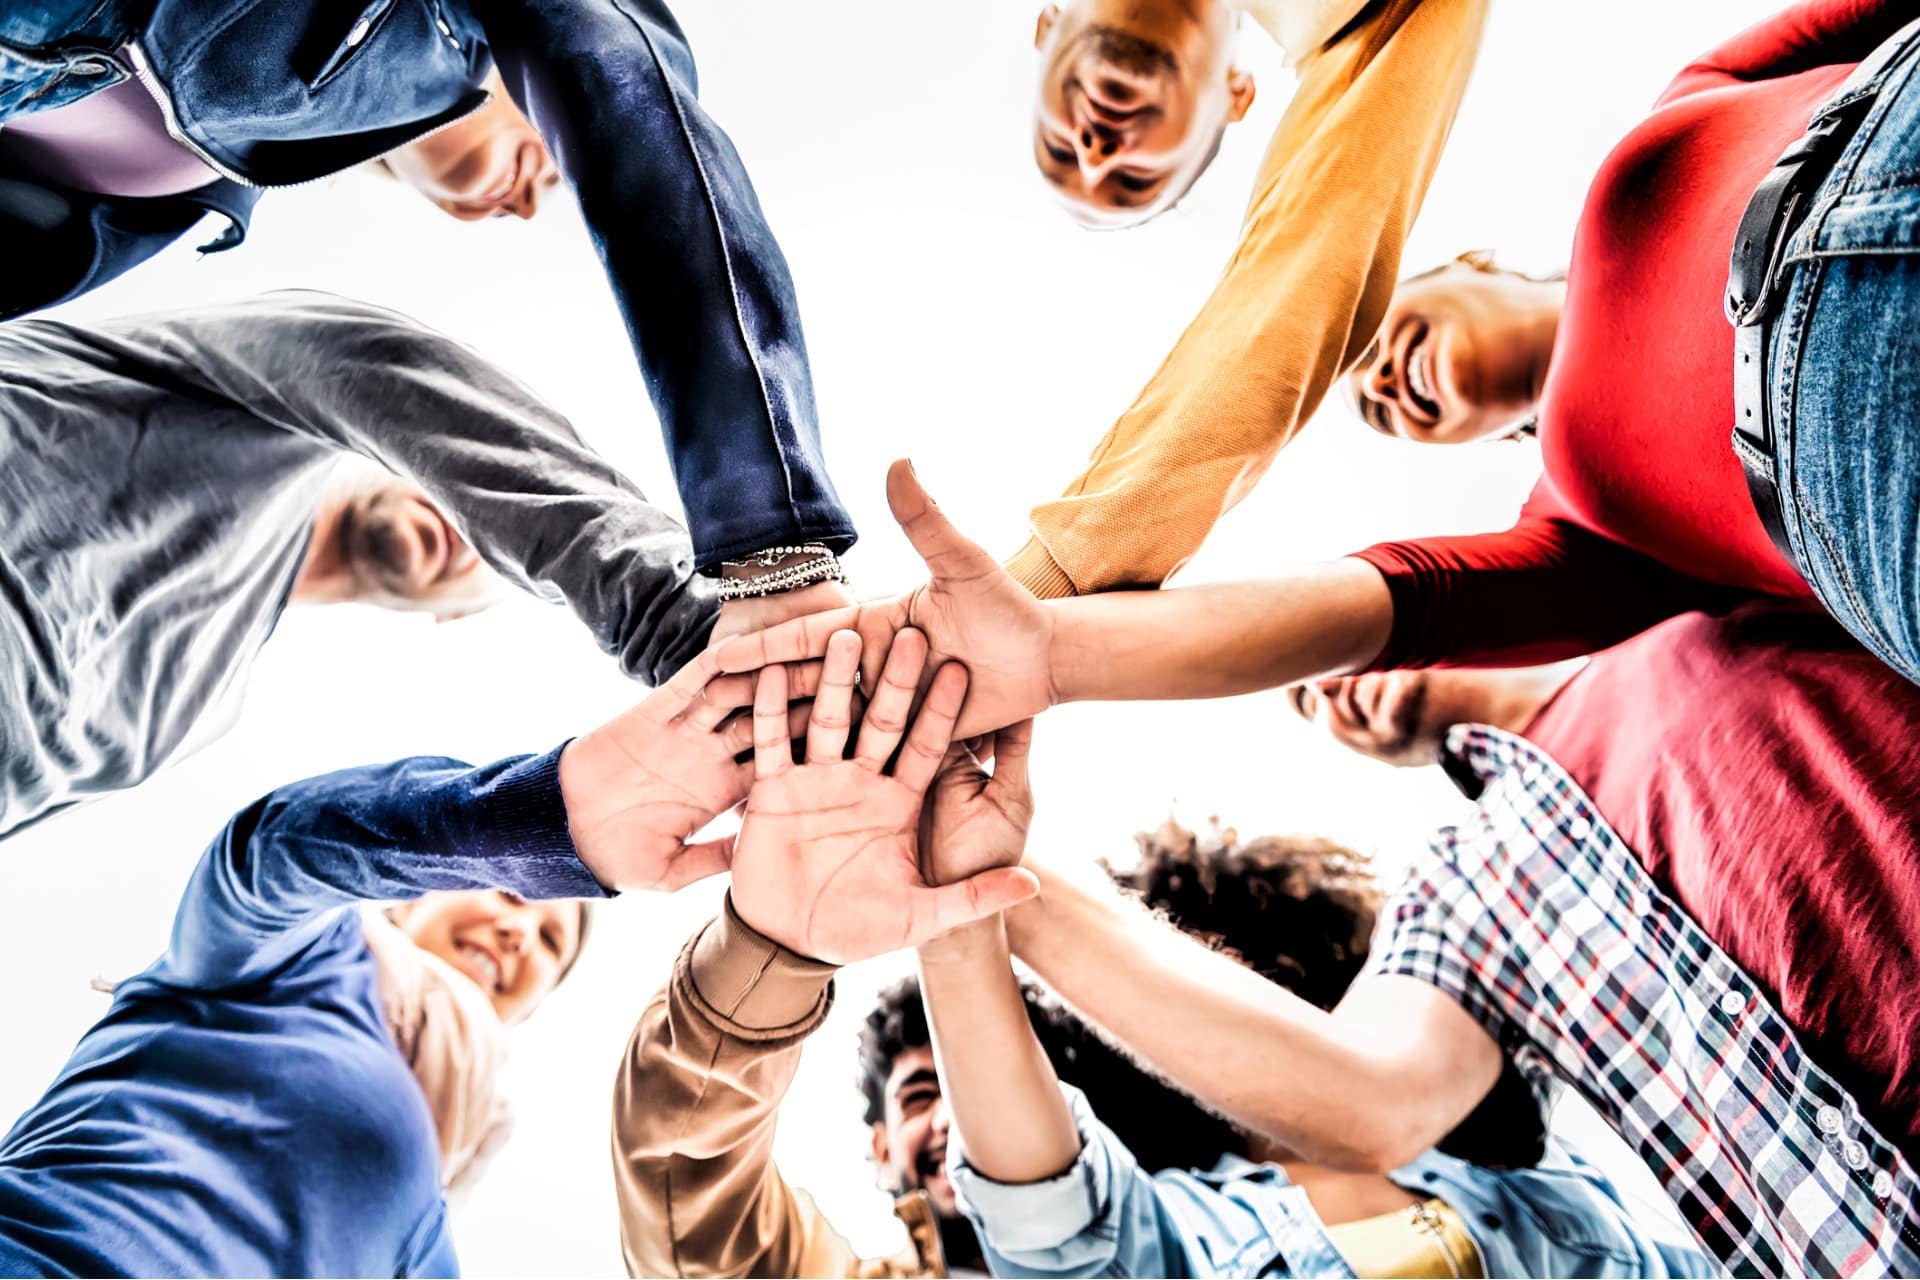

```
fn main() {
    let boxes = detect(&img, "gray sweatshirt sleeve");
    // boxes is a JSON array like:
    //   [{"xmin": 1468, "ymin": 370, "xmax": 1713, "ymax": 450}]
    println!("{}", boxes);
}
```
[{"xmin": 87, "ymin": 290, "xmax": 717, "ymax": 686}]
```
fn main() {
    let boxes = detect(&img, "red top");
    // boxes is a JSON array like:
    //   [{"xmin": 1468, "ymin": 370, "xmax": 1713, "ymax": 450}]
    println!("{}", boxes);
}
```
[
  {"xmin": 1523, "ymin": 602, "xmax": 1920, "ymax": 1156},
  {"xmin": 1355, "ymin": 0, "xmax": 1914, "ymax": 670}
]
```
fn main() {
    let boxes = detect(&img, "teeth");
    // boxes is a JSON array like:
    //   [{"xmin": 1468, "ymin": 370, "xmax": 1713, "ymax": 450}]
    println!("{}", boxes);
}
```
[
  {"xmin": 459, "ymin": 942, "xmax": 502, "ymax": 991},
  {"xmin": 1407, "ymin": 346, "xmax": 1435, "ymax": 406}
]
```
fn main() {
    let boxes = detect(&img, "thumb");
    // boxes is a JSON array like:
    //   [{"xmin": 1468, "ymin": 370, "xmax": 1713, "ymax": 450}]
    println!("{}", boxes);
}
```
[
  {"xmin": 887, "ymin": 458, "xmax": 1001, "ymax": 584},
  {"xmin": 907, "ymin": 866, "xmax": 1041, "ymax": 944},
  {"xmin": 657, "ymin": 835, "xmax": 735, "ymax": 892}
]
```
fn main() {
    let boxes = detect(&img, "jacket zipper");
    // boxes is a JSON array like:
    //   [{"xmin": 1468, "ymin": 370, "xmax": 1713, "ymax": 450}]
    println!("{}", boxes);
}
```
[{"xmin": 122, "ymin": 42, "xmax": 491, "ymax": 190}]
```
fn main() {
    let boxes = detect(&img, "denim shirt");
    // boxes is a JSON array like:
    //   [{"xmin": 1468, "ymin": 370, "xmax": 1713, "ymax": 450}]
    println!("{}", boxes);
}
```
[
  {"xmin": 950, "ymin": 1086, "xmax": 1721, "ymax": 1279},
  {"xmin": 0, "ymin": 0, "xmax": 853, "ymax": 569}
]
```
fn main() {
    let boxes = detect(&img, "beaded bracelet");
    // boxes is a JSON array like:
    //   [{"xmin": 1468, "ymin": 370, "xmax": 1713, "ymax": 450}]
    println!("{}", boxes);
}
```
[{"xmin": 714, "ymin": 554, "xmax": 847, "ymax": 601}]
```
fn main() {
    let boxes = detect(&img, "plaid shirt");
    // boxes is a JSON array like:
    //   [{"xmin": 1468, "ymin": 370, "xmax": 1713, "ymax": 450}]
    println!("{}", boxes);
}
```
[{"xmin": 1370, "ymin": 725, "xmax": 1920, "ymax": 1279}]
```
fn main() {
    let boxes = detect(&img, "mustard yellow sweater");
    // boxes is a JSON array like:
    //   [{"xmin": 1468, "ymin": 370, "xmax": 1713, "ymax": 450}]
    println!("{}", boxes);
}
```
[{"xmin": 1006, "ymin": 0, "xmax": 1488, "ymax": 598}]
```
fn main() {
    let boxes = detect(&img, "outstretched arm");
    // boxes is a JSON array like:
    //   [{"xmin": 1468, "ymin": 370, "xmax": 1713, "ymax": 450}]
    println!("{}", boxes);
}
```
[
  {"xmin": 1002, "ymin": 862, "xmax": 1503, "ymax": 1172},
  {"xmin": 613, "ymin": 901, "xmax": 864, "ymax": 1278},
  {"xmin": 162, "ymin": 641, "xmax": 781, "ymax": 992},
  {"xmin": 474, "ymin": 0, "xmax": 855, "ymax": 571},
  {"xmin": 85, "ymin": 291, "xmax": 715, "ymax": 685},
  {"xmin": 1007, "ymin": 0, "xmax": 1488, "ymax": 597}
]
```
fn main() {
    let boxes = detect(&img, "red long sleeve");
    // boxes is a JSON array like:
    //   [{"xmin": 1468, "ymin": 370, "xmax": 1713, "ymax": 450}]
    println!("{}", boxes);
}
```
[
  {"xmin": 1353, "ymin": 485, "xmax": 1747, "ymax": 671},
  {"xmin": 1348, "ymin": 3, "xmax": 1886, "ymax": 670}
]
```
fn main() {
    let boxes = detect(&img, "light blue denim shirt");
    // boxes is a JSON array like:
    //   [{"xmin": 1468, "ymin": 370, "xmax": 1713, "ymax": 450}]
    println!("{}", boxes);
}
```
[{"xmin": 949, "ymin": 1086, "xmax": 1721, "ymax": 1279}]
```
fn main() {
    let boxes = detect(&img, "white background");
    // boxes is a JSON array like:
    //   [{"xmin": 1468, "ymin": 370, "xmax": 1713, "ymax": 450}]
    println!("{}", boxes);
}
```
[{"xmin": 1, "ymin": 1, "xmax": 1762, "ymax": 1273}]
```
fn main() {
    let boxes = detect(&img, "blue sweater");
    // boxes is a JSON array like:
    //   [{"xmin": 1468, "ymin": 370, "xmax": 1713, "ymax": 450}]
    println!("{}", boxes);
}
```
[{"xmin": 0, "ymin": 748, "xmax": 604, "ymax": 1278}]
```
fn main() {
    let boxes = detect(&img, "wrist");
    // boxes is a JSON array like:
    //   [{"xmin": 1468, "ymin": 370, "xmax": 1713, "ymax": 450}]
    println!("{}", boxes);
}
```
[
  {"xmin": 717, "ymin": 545, "xmax": 846, "ymax": 600},
  {"xmin": 917, "ymin": 915, "xmax": 1007, "ymax": 968},
  {"xmin": 1041, "ymin": 600, "xmax": 1074, "ymax": 706},
  {"xmin": 556, "ymin": 731, "xmax": 622, "ymax": 891}
]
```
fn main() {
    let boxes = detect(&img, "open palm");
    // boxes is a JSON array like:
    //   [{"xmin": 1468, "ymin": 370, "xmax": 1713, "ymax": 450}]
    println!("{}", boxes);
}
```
[
  {"xmin": 557, "ymin": 644, "xmax": 789, "ymax": 893},
  {"xmin": 729, "ymin": 629, "xmax": 1038, "ymax": 966}
]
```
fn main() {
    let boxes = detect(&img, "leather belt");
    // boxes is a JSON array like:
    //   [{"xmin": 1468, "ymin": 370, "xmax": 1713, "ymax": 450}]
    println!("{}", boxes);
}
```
[{"xmin": 1725, "ymin": 17, "xmax": 1920, "ymax": 568}]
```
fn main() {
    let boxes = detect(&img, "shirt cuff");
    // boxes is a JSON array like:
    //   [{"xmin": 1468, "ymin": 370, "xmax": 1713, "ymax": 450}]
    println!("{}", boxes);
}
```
[
  {"xmin": 475, "ymin": 744, "xmax": 610, "ymax": 899},
  {"xmin": 680, "ymin": 895, "xmax": 838, "ymax": 1041},
  {"xmin": 1005, "ymin": 538, "xmax": 1079, "ymax": 600},
  {"xmin": 949, "ymin": 1084, "xmax": 1106, "ymax": 1254}
]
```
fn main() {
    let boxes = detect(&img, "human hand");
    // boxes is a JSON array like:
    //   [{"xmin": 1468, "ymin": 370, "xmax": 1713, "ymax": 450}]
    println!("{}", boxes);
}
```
[
  {"xmin": 728, "ymin": 628, "xmax": 1039, "ymax": 966},
  {"xmin": 712, "ymin": 576, "xmax": 858, "ymax": 646},
  {"xmin": 557, "ymin": 643, "xmax": 819, "ymax": 892},
  {"xmin": 920, "ymin": 720, "xmax": 1035, "ymax": 888},
  {"xmin": 710, "ymin": 461, "xmax": 1056, "ymax": 741}
]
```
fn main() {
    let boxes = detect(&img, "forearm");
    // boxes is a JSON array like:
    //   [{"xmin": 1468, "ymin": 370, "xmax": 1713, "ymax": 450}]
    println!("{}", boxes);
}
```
[
  {"xmin": 917, "ymin": 920, "xmax": 1081, "ymax": 1185},
  {"xmin": 1012, "ymin": 0, "xmax": 1486, "ymax": 596},
  {"xmin": 122, "ymin": 292, "xmax": 716, "ymax": 683},
  {"xmin": 615, "ymin": 902, "xmax": 850, "ymax": 1279},
  {"xmin": 167, "ymin": 750, "xmax": 601, "ymax": 989},
  {"xmin": 1045, "ymin": 559, "xmax": 1392, "ymax": 704},
  {"xmin": 1003, "ymin": 863, "xmax": 1471, "ymax": 1171},
  {"xmin": 476, "ymin": 0, "xmax": 854, "ymax": 568}
]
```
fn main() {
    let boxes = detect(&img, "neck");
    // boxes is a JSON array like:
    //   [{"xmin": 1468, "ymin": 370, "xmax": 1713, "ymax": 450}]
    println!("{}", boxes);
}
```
[
  {"xmin": 1441, "ymin": 661, "xmax": 1580, "ymax": 739},
  {"xmin": 1523, "ymin": 282, "xmax": 1566, "ymax": 406},
  {"xmin": 1263, "ymin": 1150, "xmax": 1421, "ymax": 1226},
  {"xmin": 289, "ymin": 494, "xmax": 355, "ymax": 605}
]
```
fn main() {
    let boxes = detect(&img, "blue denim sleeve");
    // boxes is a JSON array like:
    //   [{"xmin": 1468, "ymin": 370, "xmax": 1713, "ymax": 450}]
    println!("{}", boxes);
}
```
[
  {"xmin": 471, "ymin": 0, "xmax": 856, "ymax": 571},
  {"xmin": 949, "ymin": 1085, "xmax": 1185, "ymax": 1278},
  {"xmin": 161, "ymin": 747, "xmax": 607, "ymax": 991}
]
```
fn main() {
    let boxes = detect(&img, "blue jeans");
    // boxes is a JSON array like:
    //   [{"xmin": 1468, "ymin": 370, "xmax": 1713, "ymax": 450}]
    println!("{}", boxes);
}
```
[{"xmin": 1770, "ymin": 28, "xmax": 1920, "ymax": 684}]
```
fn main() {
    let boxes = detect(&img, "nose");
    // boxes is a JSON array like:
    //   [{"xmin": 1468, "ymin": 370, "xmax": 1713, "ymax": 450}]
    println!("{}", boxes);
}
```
[
  {"xmin": 1360, "ymin": 350, "xmax": 1397, "ymax": 405},
  {"xmin": 504, "ymin": 142, "xmax": 555, "ymax": 220},
  {"xmin": 496, "ymin": 911, "xmax": 533, "ymax": 957},
  {"xmin": 929, "ymin": 1098, "xmax": 952, "ymax": 1138},
  {"xmin": 1072, "ymin": 112, "xmax": 1124, "ymax": 175}
]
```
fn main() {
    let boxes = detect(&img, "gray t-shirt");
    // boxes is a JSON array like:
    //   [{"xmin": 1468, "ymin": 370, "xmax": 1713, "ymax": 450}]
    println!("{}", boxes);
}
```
[{"xmin": 0, "ymin": 290, "xmax": 716, "ymax": 838}]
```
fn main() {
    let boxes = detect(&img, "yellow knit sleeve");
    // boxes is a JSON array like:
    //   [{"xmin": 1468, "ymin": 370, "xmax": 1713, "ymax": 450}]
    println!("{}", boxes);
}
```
[{"xmin": 1008, "ymin": 0, "xmax": 1488, "ymax": 598}]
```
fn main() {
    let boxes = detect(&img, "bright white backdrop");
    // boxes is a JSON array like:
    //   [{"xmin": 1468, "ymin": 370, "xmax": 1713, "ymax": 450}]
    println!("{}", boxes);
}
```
[{"xmin": 1, "ymin": 2, "xmax": 1763, "ymax": 1273}]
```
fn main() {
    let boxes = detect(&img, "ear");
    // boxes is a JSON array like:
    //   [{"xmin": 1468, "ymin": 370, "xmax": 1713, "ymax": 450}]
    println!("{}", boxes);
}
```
[
  {"xmin": 1225, "ymin": 67, "xmax": 1256, "ymax": 122},
  {"xmin": 1034, "ymin": 4, "xmax": 1060, "ymax": 50},
  {"xmin": 870, "ymin": 1121, "xmax": 891, "ymax": 1167}
]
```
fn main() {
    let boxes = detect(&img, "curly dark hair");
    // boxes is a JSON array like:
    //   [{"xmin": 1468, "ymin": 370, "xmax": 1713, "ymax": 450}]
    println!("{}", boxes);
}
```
[
  {"xmin": 857, "ymin": 975, "xmax": 1246, "ymax": 1175},
  {"xmin": 1107, "ymin": 819, "xmax": 1547, "ymax": 1170}
]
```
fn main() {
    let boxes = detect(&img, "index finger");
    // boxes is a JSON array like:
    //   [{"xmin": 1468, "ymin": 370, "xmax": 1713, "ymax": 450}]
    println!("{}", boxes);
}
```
[{"xmin": 710, "ymin": 606, "xmax": 868, "ymax": 674}]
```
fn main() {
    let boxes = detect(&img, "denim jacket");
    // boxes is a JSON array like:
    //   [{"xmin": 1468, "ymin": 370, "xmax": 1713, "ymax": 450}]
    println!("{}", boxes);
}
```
[
  {"xmin": 0, "ymin": 0, "xmax": 853, "ymax": 568},
  {"xmin": 950, "ymin": 1086, "xmax": 1721, "ymax": 1279}
]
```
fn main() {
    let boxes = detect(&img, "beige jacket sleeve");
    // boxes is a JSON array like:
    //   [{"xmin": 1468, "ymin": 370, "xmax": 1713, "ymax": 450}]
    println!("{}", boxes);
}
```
[
  {"xmin": 1006, "ymin": 0, "xmax": 1489, "ymax": 599},
  {"xmin": 612, "ymin": 898, "xmax": 863, "ymax": 1279}
]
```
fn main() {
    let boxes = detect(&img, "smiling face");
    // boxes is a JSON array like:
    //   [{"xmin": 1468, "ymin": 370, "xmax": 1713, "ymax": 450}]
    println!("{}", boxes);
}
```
[
  {"xmin": 1288, "ymin": 672, "xmax": 1448, "ymax": 768},
  {"xmin": 869, "ymin": 1044, "xmax": 957, "ymax": 1215},
  {"xmin": 1346, "ymin": 255, "xmax": 1564, "ymax": 444},
  {"xmin": 382, "ymin": 71, "xmax": 560, "ymax": 222},
  {"xmin": 398, "ymin": 890, "xmax": 585, "ymax": 1024},
  {"xmin": 336, "ymin": 480, "xmax": 506, "ymax": 620},
  {"xmin": 1031, "ymin": 1, "xmax": 1252, "ymax": 228}
]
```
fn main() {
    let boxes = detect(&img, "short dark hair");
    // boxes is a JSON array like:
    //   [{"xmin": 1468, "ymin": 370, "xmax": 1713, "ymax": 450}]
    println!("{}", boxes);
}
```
[
  {"xmin": 1108, "ymin": 820, "xmax": 1547, "ymax": 1169},
  {"xmin": 856, "ymin": 976, "xmax": 1246, "ymax": 1174}
]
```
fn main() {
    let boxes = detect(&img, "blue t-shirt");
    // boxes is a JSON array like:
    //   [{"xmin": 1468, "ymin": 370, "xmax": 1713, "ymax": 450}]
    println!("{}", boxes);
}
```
[{"xmin": 0, "ymin": 748, "xmax": 602, "ymax": 1278}]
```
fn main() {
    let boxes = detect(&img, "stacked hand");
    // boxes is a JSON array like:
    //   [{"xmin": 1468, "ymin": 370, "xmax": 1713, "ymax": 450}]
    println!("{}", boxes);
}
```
[
  {"xmin": 556, "ymin": 633, "xmax": 823, "ymax": 892},
  {"xmin": 739, "ymin": 460, "xmax": 1057, "ymax": 742},
  {"xmin": 728, "ymin": 628, "xmax": 1040, "ymax": 965}
]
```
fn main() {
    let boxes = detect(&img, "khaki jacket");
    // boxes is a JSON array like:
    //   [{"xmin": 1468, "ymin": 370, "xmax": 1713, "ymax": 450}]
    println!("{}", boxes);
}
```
[
  {"xmin": 1006, "ymin": 0, "xmax": 1489, "ymax": 597},
  {"xmin": 613, "ymin": 900, "xmax": 946, "ymax": 1278}
]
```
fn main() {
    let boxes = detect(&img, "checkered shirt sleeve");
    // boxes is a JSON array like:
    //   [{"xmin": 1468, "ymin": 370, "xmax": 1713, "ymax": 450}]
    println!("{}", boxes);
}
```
[{"xmin": 1369, "ymin": 726, "xmax": 1920, "ymax": 1279}]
